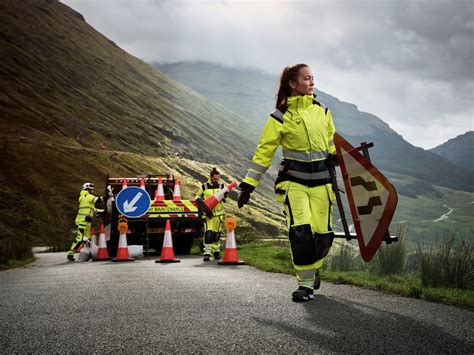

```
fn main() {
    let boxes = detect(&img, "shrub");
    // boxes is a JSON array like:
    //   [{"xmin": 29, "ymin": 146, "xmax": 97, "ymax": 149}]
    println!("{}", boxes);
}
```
[
  {"xmin": 0, "ymin": 228, "xmax": 33, "ymax": 264},
  {"xmin": 330, "ymin": 242, "xmax": 362, "ymax": 271},
  {"xmin": 417, "ymin": 234, "xmax": 473, "ymax": 290},
  {"xmin": 376, "ymin": 229, "xmax": 406, "ymax": 276}
]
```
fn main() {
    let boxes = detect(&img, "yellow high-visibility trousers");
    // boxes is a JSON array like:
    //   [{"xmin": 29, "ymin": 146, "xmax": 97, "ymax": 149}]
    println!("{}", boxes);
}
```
[
  {"xmin": 67, "ymin": 221, "xmax": 91, "ymax": 256},
  {"xmin": 203, "ymin": 214, "xmax": 224, "ymax": 256},
  {"xmin": 277, "ymin": 181, "xmax": 335, "ymax": 289}
]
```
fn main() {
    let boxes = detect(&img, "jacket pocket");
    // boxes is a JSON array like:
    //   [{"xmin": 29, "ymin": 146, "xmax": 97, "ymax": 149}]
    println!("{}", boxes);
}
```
[{"xmin": 275, "ymin": 181, "xmax": 290, "ymax": 204}]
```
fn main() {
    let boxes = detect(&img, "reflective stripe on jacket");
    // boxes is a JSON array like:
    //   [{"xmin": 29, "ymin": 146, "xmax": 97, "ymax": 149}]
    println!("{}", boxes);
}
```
[
  {"xmin": 243, "ymin": 94, "xmax": 336, "ymax": 188},
  {"xmin": 195, "ymin": 179, "xmax": 226, "ymax": 216}
]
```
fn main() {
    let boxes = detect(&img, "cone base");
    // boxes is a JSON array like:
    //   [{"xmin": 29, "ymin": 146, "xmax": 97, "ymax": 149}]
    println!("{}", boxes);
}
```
[
  {"xmin": 217, "ymin": 260, "xmax": 246, "ymax": 265},
  {"xmin": 195, "ymin": 198, "xmax": 214, "ymax": 217},
  {"xmin": 111, "ymin": 258, "xmax": 135, "ymax": 262},
  {"xmin": 155, "ymin": 259, "xmax": 181, "ymax": 263},
  {"xmin": 92, "ymin": 257, "xmax": 112, "ymax": 261}
]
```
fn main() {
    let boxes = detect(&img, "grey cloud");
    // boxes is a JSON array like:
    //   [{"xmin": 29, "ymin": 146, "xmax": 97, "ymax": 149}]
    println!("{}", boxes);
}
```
[
  {"xmin": 61, "ymin": 0, "xmax": 473, "ymax": 148},
  {"xmin": 319, "ymin": 0, "xmax": 474, "ymax": 82}
]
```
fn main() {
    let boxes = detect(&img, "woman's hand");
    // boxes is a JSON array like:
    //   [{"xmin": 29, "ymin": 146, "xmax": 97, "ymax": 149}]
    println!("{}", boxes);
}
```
[{"xmin": 237, "ymin": 182, "xmax": 254, "ymax": 208}]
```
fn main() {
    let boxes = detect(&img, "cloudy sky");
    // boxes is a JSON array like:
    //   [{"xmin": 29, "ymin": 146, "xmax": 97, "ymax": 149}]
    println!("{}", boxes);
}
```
[{"xmin": 62, "ymin": 0, "xmax": 473, "ymax": 149}]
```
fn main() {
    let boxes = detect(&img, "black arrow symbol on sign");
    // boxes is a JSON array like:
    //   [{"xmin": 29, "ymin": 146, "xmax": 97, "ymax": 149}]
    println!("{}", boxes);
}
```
[
  {"xmin": 357, "ymin": 196, "xmax": 382, "ymax": 215},
  {"xmin": 350, "ymin": 176, "xmax": 378, "ymax": 191}
]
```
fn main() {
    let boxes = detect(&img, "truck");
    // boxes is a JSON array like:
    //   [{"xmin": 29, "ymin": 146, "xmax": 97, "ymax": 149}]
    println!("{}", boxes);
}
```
[{"xmin": 103, "ymin": 175, "xmax": 203, "ymax": 257}]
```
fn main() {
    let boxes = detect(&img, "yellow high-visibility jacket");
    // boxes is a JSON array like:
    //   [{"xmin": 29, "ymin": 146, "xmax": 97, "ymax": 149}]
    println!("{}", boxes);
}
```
[
  {"xmin": 75, "ymin": 190, "xmax": 99, "ymax": 224},
  {"xmin": 243, "ymin": 94, "xmax": 336, "ymax": 189},
  {"xmin": 196, "ymin": 179, "xmax": 226, "ymax": 216}
]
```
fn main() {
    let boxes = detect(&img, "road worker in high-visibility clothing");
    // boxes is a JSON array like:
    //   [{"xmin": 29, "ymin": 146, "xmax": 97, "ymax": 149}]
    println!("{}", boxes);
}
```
[
  {"xmin": 238, "ymin": 64, "xmax": 338, "ymax": 302},
  {"xmin": 67, "ymin": 182, "xmax": 104, "ymax": 261},
  {"xmin": 196, "ymin": 167, "xmax": 227, "ymax": 261}
]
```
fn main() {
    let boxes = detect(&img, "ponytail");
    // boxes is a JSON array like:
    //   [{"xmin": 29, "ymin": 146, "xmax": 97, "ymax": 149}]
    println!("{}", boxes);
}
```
[
  {"xmin": 210, "ymin": 167, "xmax": 220, "ymax": 177},
  {"xmin": 275, "ymin": 63, "xmax": 308, "ymax": 108}
]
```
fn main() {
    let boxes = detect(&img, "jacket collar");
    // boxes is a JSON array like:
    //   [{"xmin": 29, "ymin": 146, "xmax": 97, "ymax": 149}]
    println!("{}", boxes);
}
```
[
  {"xmin": 207, "ymin": 178, "xmax": 220, "ymax": 187},
  {"xmin": 286, "ymin": 95, "xmax": 314, "ymax": 110}
]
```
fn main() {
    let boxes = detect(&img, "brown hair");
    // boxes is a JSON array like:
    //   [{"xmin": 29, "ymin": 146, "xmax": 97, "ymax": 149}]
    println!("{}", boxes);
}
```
[
  {"xmin": 275, "ymin": 63, "xmax": 308, "ymax": 108},
  {"xmin": 210, "ymin": 167, "xmax": 220, "ymax": 177}
]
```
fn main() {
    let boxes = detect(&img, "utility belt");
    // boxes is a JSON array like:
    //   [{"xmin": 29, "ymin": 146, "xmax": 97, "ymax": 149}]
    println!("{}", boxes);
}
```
[{"xmin": 275, "ymin": 158, "xmax": 331, "ymax": 190}]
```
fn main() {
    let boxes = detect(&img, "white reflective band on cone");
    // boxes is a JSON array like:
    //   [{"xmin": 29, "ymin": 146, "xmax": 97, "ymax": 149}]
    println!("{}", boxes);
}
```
[
  {"xmin": 118, "ymin": 233, "xmax": 128, "ymax": 248},
  {"xmin": 163, "ymin": 229, "xmax": 173, "ymax": 247},
  {"xmin": 99, "ymin": 233, "xmax": 107, "ymax": 247},
  {"xmin": 214, "ymin": 187, "xmax": 228, "ymax": 202},
  {"xmin": 226, "ymin": 230, "xmax": 237, "ymax": 248}
]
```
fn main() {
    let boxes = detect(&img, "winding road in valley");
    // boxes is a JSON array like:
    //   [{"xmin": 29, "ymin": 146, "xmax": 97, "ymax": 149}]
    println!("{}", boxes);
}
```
[{"xmin": 433, "ymin": 204, "xmax": 454, "ymax": 222}]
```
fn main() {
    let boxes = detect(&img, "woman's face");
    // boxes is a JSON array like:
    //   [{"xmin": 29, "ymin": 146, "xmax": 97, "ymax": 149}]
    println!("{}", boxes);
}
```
[{"xmin": 290, "ymin": 66, "xmax": 314, "ymax": 96}]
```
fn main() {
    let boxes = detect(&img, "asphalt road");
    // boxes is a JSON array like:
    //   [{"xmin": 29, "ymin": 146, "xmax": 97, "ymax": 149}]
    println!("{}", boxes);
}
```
[{"xmin": 1, "ymin": 253, "xmax": 473, "ymax": 353}]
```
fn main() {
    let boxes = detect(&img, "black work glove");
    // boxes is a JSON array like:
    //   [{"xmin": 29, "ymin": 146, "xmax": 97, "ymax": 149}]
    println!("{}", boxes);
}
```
[{"xmin": 238, "ymin": 182, "xmax": 254, "ymax": 208}]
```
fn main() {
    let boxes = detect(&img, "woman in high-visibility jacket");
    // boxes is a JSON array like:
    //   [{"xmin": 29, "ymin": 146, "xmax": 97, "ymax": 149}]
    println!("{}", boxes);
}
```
[
  {"xmin": 67, "ymin": 182, "xmax": 104, "ymax": 261},
  {"xmin": 196, "ymin": 167, "xmax": 227, "ymax": 261},
  {"xmin": 238, "ymin": 64, "xmax": 337, "ymax": 302}
]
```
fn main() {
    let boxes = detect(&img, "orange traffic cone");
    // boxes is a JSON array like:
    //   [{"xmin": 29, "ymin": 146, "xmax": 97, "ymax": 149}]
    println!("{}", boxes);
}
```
[
  {"xmin": 172, "ymin": 178, "xmax": 181, "ymax": 201},
  {"xmin": 218, "ymin": 216, "xmax": 245, "ymax": 265},
  {"xmin": 155, "ymin": 220, "xmax": 180, "ymax": 263},
  {"xmin": 122, "ymin": 177, "xmax": 127, "ymax": 190},
  {"xmin": 196, "ymin": 181, "xmax": 237, "ymax": 217},
  {"xmin": 93, "ymin": 224, "xmax": 112, "ymax": 261},
  {"xmin": 140, "ymin": 177, "xmax": 146, "ymax": 190},
  {"xmin": 112, "ymin": 220, "xmax": 135, "ymax": 262},
  {"xmin": 154, "ymin": 177, "xmax": 165, "ymax": 201},
  {"xmin": 90, "ymin": 227, "xmax": 97, "ymax": 246}
]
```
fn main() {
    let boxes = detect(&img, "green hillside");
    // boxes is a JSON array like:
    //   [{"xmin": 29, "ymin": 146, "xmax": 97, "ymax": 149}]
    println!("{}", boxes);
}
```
[{"xmin": 0, "ymin": 0, "xmax": 285, "ymax": 251}]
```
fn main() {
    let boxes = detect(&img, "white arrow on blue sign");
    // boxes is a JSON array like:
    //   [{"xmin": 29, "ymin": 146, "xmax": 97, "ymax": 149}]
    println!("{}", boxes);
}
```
[{"xmin": 115, "ymin": 186, "xmax": 151, "ymax": 218}]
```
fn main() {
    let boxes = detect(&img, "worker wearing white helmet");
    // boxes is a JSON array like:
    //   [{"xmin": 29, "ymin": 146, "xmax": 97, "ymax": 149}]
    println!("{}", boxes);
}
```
[{"xmin": 67, "ymin": 182, "xmax": 104, "ymax": 261}]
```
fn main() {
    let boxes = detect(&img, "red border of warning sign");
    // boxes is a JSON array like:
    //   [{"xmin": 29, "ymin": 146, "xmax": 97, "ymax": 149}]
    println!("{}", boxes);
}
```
[{"xmin": 334, "ymin": 133, "xmax": 398, "ymax": 262}]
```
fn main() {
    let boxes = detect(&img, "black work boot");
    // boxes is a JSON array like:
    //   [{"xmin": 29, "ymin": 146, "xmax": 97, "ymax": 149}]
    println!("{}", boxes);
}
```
[
  {"xmin": 292, "ymin": 286, "xmax": 314, "ymax": 302},
  {"xmin": 213, "ymin": 252, "xmax": 221, "ymax": 260},
  {"xmin": 203, "ymin": 255, "xmax": 211, "ymax": 262},
  {"xmin": 67, "ymin": 254, "xmax": 75, "ymax": 262},
  {"xmin": 314, "ymin": 270, "xmax": 321, "ymax": 290}
]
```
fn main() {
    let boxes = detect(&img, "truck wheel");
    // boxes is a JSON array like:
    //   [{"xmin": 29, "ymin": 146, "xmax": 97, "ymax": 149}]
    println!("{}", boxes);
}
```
[{"xmin": 173, "ymin": 237, "xmax": 193, "ymax": 255}]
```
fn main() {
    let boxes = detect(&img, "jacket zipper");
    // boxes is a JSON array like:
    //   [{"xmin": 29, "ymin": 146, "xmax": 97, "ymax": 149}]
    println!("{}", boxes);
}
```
[{"xmin": 297, "ymin": 97, "xmax": 313, "ymax": 174}]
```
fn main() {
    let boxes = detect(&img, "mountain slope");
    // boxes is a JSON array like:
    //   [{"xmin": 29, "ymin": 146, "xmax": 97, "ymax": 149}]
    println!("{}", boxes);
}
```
[
  {"xmin": 156, "ymin": 61, "xmax": 474, "ymax": 193},
  {"xmin": 0, "ymin": 1, "xmax": 284, "ymax": 248},
  {"xmin": 430, "ymin": 131, "xmax": 474, "ymax": 172}
]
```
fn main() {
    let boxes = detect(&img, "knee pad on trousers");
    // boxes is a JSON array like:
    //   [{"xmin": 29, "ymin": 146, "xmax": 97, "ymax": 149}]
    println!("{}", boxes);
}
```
[
  {"xmin": 314, "ymin": 232, "xmax": 335, "ymax": 260},
  {"xmin": 289, "ymin": 224, "xmax": 317, "ymax": 265},
  {"xmin": 212, "ymin": 232, "xmax": 220, "ymax": 243},
  {"xmin": 204, "ymin": 231, "xmax": 213, "ymax": 244}
]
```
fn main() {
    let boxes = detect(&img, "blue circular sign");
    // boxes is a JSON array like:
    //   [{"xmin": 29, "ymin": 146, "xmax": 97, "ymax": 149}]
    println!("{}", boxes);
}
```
[{"xmin": 115, "ymin": 187, "xmax": 151, "ymax": 218}]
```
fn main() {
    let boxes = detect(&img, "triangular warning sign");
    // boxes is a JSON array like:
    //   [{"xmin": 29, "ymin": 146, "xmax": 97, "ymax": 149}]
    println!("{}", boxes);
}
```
[{"xmin": 334, "ymin": 133, "xmax": 398, "ymax": 262}]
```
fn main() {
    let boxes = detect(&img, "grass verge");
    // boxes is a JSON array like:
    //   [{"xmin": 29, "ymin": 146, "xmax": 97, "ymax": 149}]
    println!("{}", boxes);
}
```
[
  {"xmin": 237, "ymin": 242, "xmax": 474, "ymax": 310},
  {"xmin": 0, "ymin": 256, "xmax": 36, "ymax": 271}
]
